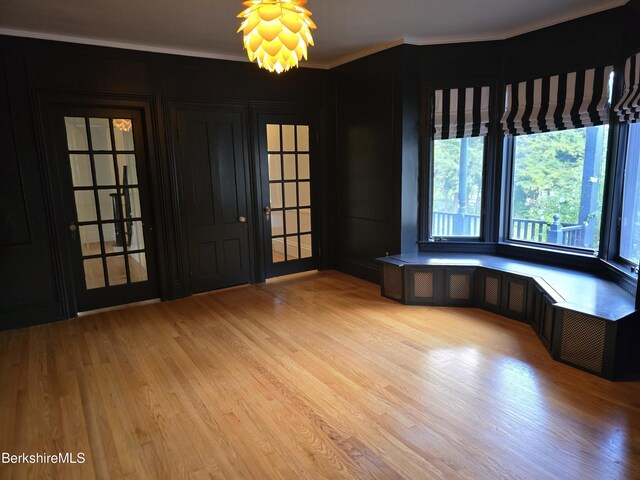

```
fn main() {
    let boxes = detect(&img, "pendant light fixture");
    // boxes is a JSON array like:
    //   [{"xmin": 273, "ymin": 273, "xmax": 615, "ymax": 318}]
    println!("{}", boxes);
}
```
[{"xmin": 237, "ymin": 0, "xmax": 316, "ymax": 74}]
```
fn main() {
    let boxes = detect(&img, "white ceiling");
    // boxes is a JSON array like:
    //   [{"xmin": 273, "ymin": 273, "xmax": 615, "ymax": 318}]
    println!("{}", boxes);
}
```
[{"xmin": 0, "ymin": 0, "xmax": 627, "ymax": 69}]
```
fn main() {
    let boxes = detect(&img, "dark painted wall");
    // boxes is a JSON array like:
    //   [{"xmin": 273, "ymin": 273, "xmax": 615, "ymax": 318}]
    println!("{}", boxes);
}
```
[
  {"xmin": 503, "ymin": 8, "xmax": 624, "ymax": 81},
  {"xmin": 333, "ymin": 48, "xmax": 398, "ymax": 281},
  {"xmin": 626, "ymin": 0, "xmax": 640, "ymax": 54},
  {"xmin": 419, "ymin": 40, "xmax": 504, "ymax": 84},
  {"xmin": 399, "ymin": 46, "xmax": 420, "ymax": 256},
  {"xmin": 1, "ymin": 45, "xmax": 60, "ymax": 326},
  {"xmin": 0, "ymin": 35, "xmax": 329, "ymax": 329},
  {"xmin": 332, "ymin": 45, "xmax": 420, "ymax": 282}
]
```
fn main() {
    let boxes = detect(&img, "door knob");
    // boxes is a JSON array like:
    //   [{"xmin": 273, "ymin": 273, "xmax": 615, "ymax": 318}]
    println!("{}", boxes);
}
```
[
  {"xmin": 263, "ymin": 205, "xmax": 271, "ymax": 221},
  {"xmin": 69, "ymin": 223, "xmax": 77, "ymax": 240},
  {"xmin": 239, "ymin": 216, "xmax": 247, "ymax": 223}
]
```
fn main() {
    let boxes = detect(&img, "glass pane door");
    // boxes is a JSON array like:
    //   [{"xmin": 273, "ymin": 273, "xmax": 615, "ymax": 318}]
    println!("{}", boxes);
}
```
[
  {"xmin": 266, "ymin": 123, "xmax": 313, "ymax": 263},
  {"xmin": 64, "ymin": 116, "xmax": 149, "ymax": 290}
]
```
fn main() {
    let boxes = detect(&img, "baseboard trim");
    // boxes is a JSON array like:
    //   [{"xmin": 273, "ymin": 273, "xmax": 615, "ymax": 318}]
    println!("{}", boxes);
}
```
[
  {"xmin": 335, "ymin": 256, "xmax": 380, "ymax": 284},
  {"xmin": 0, "ymin": 303, "xmax": 63, "ymax": 331}
]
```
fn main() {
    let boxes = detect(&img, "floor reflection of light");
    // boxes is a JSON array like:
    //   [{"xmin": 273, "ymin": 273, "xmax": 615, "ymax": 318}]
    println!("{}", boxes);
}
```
[
  {"xmin": 498, "ymin": 358, "xmax": 539, "ymax": 391},
  {"xmin": 598, "ymin": 423, "xmax": 627, "ymax": 480},
  {"xmin": 495, "ymin": 357, "xmax": 548, "ymax": 433},
  {"xmin": 460, "ymin": 346, "xmax": 481, "ymax": 369},
  {"xmin": 422, "ymin": 347, "xmax": 633, "ymax": 478},
  {"xmin": 427, "ymin": 346, "xmax": 481, "ymax": 372},
  {"xmin": 497, "ymin": 358, "xmax": 543, "ymax": 407}
]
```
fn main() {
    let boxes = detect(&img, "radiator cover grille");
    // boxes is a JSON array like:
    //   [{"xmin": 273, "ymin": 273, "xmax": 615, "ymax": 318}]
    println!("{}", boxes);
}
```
[
  {"xmin": 508, "ymin": 281, "xmax": 525, "ymax": 313},
  {"xmin": 449, "ymin": 273, "xmax": 471, "ymax": 300},
  {"xmin": 484, "ymin": 276, "xmax": 499, "ymax": 306},
  {"xmin": 560, "ymin": 311, "xmax": 607, "ymax": 374},
  {"xmin": 414, "ymin": 271, "xmax": 434, "ymax": 299}
]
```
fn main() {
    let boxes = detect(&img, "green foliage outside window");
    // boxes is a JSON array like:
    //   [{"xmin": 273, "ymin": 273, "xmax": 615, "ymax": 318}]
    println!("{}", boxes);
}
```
[
  {"xmin": 431, "ymin": 126, "xmax": 608, "ymax": 249},
  {"xmin": 432, "ymin": 137, "xmax": 484, "ymax": 216},
  {"xmin": 512, "ymin": 127, "xmax": 608, "ymax": 225}
]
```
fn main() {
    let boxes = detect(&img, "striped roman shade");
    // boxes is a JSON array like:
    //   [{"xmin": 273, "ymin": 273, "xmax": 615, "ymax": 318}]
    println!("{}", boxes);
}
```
[
  {"xmin": 502, "ymin": 65, "xmax": 613, "ymax": 136},
  {"xmin": 433, "ymin": 86, "xmax": 491, "ymax": 140},
  {"xmin": 614, "ymin": 52, "xmax": 640, "ymax": 123}
]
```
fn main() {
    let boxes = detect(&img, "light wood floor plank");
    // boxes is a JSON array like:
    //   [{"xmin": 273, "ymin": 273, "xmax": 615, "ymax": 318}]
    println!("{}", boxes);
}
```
[{"xmin": 1, "ymin": 270, "xmax": 639, "ymax": 479}]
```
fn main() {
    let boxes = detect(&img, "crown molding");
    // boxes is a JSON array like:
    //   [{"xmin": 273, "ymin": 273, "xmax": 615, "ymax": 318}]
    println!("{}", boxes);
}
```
[
  {"xmin": 0, "ymin": 27, "xmax": 332, "ymax": 70},
  {"xmin": 404, "ymin": 0, "xmax": 628, "ymax": 46},
  {"xmin": 324, "ymin": 39, "xmax": 406, "ymax": 69},
  {"xmin": 0, "ymin": 28, "xmax": 252, "ymax": 64}
]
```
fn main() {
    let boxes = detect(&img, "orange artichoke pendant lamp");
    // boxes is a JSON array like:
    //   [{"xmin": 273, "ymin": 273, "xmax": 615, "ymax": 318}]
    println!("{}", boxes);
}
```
[{"xmin": 237, "ymin": 0, "xmax": 317, "ymax": 73}]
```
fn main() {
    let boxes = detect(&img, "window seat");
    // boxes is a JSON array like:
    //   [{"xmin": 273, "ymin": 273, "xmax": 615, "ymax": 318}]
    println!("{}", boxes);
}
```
[{"xmin": 376, "ymin": 252, "xmax": 637, "ymax": 379}]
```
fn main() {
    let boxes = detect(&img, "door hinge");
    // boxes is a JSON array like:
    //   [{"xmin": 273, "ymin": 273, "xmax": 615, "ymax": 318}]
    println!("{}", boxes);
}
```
[{"xmin": 617, "ymin": 217, "xmax": 622, "ymax": 231}]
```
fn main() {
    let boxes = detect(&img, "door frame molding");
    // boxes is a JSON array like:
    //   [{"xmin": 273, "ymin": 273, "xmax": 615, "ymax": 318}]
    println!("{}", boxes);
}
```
[{"xmin": 33, "ymin": 90, "xmax": 169, "ymax": 317}]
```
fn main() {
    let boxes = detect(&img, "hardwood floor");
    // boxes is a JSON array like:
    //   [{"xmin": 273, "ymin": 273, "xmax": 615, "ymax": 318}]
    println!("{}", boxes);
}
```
[{"xmin": 1, "ymin": 270, "xmax": 639, "ymax": 479}]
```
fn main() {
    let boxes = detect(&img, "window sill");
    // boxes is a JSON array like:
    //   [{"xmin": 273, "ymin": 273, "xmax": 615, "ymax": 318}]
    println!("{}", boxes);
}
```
[
  {"xmin": 498, "ymin": 239, "xmax": 598, "ymax": 259},
  {"xmin": 417, "ymin": 239, "xmax": 637, "ymax": 294}
]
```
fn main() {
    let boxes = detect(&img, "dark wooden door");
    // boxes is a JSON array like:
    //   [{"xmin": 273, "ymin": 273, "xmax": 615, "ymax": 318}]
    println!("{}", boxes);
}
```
[
  {"xmin": 257, "ymin": 114, "xmax": 318, "ymax": 278},
  {"xmin": 175, "ymin": 108, "xmax": 252, "ymax": 293},
  {"xmin": 49, "ymin": 107, "xmax": 160, "ymax": 312}
]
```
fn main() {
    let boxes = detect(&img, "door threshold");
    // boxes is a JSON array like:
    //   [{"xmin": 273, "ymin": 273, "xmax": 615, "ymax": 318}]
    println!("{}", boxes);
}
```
[
  {"xmin": 78, "ymin": 298, "xmax": 161, "ymax": 317},
  {"xmin": 266, "ymin": 270, "xmax": 319, "ymax": 283},
  {"xmin": 193, "ymin": 282, "xmax": 252, "ymax": 296}
]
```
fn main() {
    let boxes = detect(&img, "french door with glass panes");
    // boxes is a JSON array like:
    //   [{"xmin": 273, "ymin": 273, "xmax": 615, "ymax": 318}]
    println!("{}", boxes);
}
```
[
  {"xmin": 52, "ymin": 108, "xmax": 158, "ymax": 312},
  {"xmin": 258, "ymin": 114, "xmax": 317, "ymax": 277}
]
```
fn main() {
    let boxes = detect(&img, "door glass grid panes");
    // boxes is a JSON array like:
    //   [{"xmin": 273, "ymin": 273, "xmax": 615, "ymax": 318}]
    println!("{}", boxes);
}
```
[
  {"xmin": 266, "ymin": 123, "xmax": 313, "ymax": 262},
  {"xmin": 64, "ymin": 116, "xmax": 148, "ymax": 289}
]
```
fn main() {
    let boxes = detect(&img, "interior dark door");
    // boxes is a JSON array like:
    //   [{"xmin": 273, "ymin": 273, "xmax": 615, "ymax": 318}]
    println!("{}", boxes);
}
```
[
  {"xmin": 175, "ymin": 108, "xmax": 252, "ymax": 293},
  {"xmin": 50, "ymin": 107, "xmax": 159, "ymax": 312},
  {"xmin": 257, "ymin": 114, "xmax": 318, "ymax": 278}
]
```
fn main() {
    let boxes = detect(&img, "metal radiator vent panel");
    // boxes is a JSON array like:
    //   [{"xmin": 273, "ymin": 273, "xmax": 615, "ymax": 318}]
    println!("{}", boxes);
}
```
[
  {"xmin": 560, "ymin": 311, "xmax": 606, "ymax": 374},
  {"xmin": 508, "ymin": 282, "xmax": 525, "ymax": 313},
  {"xmin": 414, "ymin": 271, "xmax": 434, "ymax": 298},
  {"xmin": 383, "ymin": 264, "xmax": 402, "ymax": 300},
  {"xmin": 449, "ymin": 273, "xmax": 471, "ymax": 300},
  {"xmin": 484, "ymin": 276, "xmax": 499, "ymax": 306}
]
